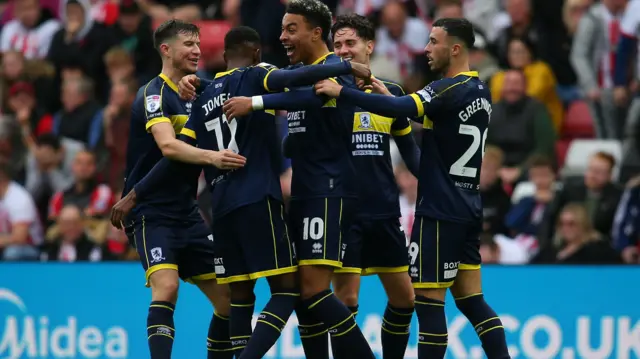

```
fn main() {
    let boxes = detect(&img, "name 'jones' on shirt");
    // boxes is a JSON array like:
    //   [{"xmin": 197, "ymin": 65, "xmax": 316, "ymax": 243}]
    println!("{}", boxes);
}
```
[{"xmin": 202, "ymin": 93, "xmax": 231, "ymax": 116}]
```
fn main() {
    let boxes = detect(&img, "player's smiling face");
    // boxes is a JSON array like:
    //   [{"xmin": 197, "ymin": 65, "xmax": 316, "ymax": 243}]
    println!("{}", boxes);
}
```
[
  {"xmin": 333, "ymin": 27, "xmax": 372, "ymax": 64},
  {"xmin": 425, "ymin": 26, "xmax": 451, "ymax": 74},
  {"xmin": 169, "ymin": 33, "xmax": 201, "ymax": 74},
  {"xmin": 280, "ymin": 13, "xmax": 314, "ymax": 64}
]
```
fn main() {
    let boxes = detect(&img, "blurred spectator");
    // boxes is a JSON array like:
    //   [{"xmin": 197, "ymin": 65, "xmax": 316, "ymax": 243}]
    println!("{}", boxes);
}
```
[
  {"xmin": 611, "ymin": 175, "xmax": 640, "ymax": 263},
  {"xmin": 489, "ymin": 0, "xmax": 540, "ymax": 68},
  {"xmin": 461, "ymin": 0, "xmax": 501, "ymax": 37},
  {"xmin": 490, "ymin": 38, "xmax": 564, "ymax": 132},
  {"xmin": 25, "ymin": 134, "xmax": 84, "ymax": 220},
  {"xmin": 487, "ymin": 69, "xmax": 556, "ymax": 184},
  {"xmin": 0, "ymin": 0, "xmax": 60, "ymax": 59},
  {"xmin": 171, "ymin": 3, "xmax": 202, "ymax": 22},
  {"xmin": 479, "ymin": 233, "xmax": 530, "ymax": 264},
  {"xmin": 539, "ymin": 151, "xmax": 624, "ymax": 248},
  {"xmin": 0, "ymin": 114, "xmax": 27, "ymax": 183},
  {"xmin": 570, "ymin": 0, "xmax": 628, "ymax": 139},
  {"xmin": 89, "ymin": 0, "xmax": 120, "ymax": 26},
  {"xmin": 53, "ymin": 77, "xmax": 103, "ymax": 149},
  {"xmin": 374, "ymin": 1, "xmax": 429, "ymax": 82},
  {"xmin": 104, "ymin": 47, "xmax": 136, "ymax": 83},
  {"xmin": 48, "ymin": 150, "xmax": 113, "ymax": 222},
  {"xmin": 505, "ymin": 155, "xmax": 557, "ymax": 237},
  {"xmin": 396, "ymin": 162, "xmax": 417, "ymax": 240},
  {"xmin": 1, "ymin": 50, "xmax": 56, "ymax": 113},
  {"xmin": 479, "ymin": 146, "xmax": 511, "ymax": 236},
  {"xmin": 102, "ymin": 77, "xmax": 135, "ymax": 189},
  {"xmin": 531, "ymin": 203, "xmax": 621, "ymax": 264},
  {"xmin": 39, "ymin": 204, "xmax": 111, "ymax": 262},
  {"xmin": 7, "ymin": 81, "xmax": 53, "ymax": 144},
  {"xmin": 47, "ymin": 0, "xmax": 113, "ymax": 103},
  {"xmin": 0, "ymin": 158, "xmax": 43, "ymax": 260},
  {"xmin": 108, "ymin": 0, "xmax": 160, "ymax": 85},
  {"xmin": 432, "ymin": 0, "xmax": 499, "ymax": 82},
  {"xmin": 236, "ymin": 0, "xmax": 288, "ymax": 67}
]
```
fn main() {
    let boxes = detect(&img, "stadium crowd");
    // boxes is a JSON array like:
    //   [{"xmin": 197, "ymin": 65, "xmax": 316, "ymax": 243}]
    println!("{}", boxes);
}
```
[{"xmin": 0, "ymin": 0, "xmax": 638, "ymax": 265}]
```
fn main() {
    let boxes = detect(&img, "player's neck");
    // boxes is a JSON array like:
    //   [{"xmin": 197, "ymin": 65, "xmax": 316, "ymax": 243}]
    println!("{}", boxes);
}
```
[
  {"xmin": 444, "ymin": 63, "xmax": 470, "ymax": 78},
  {"xmin": 161, "ymin": 65, "xmax": 187, "ymax": 88},
  {"xmin": 226, "ymin": 60, "xmax": 252, "ymax": 70},
  {"xmin": 304, "ymin": 44, "xmax": 330, "ymax": 65}
]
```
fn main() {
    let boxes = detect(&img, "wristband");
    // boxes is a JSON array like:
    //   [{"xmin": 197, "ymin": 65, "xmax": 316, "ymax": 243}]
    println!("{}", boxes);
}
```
[{"xmin": 251, "ymin": 96, "xmax": 264, "ymax": 111}]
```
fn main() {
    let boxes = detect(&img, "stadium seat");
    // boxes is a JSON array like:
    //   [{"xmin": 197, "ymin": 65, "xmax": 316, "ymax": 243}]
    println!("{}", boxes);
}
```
[
  {"xmin": 562, "ymin": 101, "xmax": 596, "ymax": 139},
  {"xmin": 555, "ymin": 139, "xmax": 572, "ymax": 169},
  {"xmin": 561, "ymin": 139, "xmax": 622, "ymax": 180}
]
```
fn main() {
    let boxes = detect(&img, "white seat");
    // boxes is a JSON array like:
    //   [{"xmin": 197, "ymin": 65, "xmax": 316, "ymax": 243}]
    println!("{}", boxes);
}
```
[{"xmin": 561, "ymin": 139, "xmax": 622, "ymax": 181}]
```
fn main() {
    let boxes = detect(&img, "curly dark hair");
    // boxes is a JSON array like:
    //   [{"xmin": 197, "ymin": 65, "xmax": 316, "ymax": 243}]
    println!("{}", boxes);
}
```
[{"xmin": 331, "ymin": 14, "xmax": 376, "ymax": 41}]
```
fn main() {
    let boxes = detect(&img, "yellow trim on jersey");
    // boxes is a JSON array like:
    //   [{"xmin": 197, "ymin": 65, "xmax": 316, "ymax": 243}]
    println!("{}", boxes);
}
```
[
  {"xmin": 281, "ymin": 204, "xmax": 293, "ymax": 266},
  {"xmin": 410, "ymin": 94, "xmax": 425, "ymax": 117},
  {"xmin": 456, "ymin": 71, "xmax": 479, "ymax": 77},
  {"xmin": 352, "ymin": 112, "xmax": 393, "ymax": 134},
  {"xmin": 338, "ymin": 198, "xmax": 343, "ymax": 262},
  {"xmin": 180, "ymin": 127, "xmax": 196, "ymax": 139},
  {"xmin": 434, "ymin": 77, "xmax": 473, "ymax": 98},
  {"xmin": 413, "ymin": 281, "xmax": 454, "ymax": 289},
  {"xmin": 265, "ymin": 109, "xmax": 276, "ymax": 115},
  {"xmin": 215, "ymin": 68, "xmax": 239, "ymax": 79},
  {"xmin": 185, "ymin": 272, "xmax": 217, "ymax": 284},
  {"xmin": 263, "ymin": 68, "xmax": 277, "ymax": 92},
  {"xmin": 423, "ymin": 117, "xmax": 434, "ymax": 129},
  {"xmin": 298, "ymin": 259, "xmax": 342, "ymax": 268},
  {"xmin": 459, "ymin": 263, "xmax": 481, "ymax": 270},
  {"xmin": 170, "ymin": 115, "xmax": 189, "ymax": 131},
  {"xmin": 362, "ymin": 265, "xmax": 409, "ymax": 276},
  {"xmin": 267, "ymin": 198, "xmax": 278, "ymax": 268},
  {"xmin": 323, "ymin": 98, "xmax": 337, "ymax": 107},
  {"xmin": 159, "ymin": 73, "xmax": 179, "ymax": 93},
  {"xmin": 312, "ymin": 52, "xmax": 334, "ymax": 65},
  {"xmin": 391, "ymin": 125, "xmax": 412, "ymax": 136},
  {"xmin": 334, "ymin": 267, "xmax": 362, "ymax": 274},
  {"xmin": 145, "ymin": 264, "xmax": 179, "ymax": 287},
  {"xmin": 323, "ymin": 198, "xmax": 328, "ymax": 259},
  {"xmin": 145, "ymin": 117, "xmax": 172, "ymax": 131},
  {"xmin": 216, "ymin": 266, "xmax": 298, "ymax": 284}
]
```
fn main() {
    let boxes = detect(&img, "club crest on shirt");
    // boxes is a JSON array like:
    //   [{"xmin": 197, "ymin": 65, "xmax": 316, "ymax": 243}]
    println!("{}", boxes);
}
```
[
  {"xmin": 145, "ymin": 95, "xmax": 161, "ymax": 113},
  {"xmin": 359, "ymin": 113, "xmax": 372, "ymax": 129}
]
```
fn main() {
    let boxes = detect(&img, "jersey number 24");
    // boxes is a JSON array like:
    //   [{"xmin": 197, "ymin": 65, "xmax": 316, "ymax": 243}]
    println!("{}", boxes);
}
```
[{"xmin": 449, "ymin": 124, "xmax": 488, "ymax": 178}]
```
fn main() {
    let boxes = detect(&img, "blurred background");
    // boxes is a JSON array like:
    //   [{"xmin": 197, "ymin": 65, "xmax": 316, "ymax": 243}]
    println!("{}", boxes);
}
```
[{"xmin": 0, "ymin": 0, "xmax": 639, "ymax": 358}]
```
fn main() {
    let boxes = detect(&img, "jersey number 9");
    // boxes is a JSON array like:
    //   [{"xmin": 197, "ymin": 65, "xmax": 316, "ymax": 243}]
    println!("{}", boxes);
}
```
[{"xmin": 449, "ymin": 124, "xmax": 488, "ymax": 178}]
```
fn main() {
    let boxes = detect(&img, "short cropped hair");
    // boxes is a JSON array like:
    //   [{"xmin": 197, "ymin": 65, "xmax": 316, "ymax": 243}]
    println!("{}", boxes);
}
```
[
  {"xmin": 592, "ymin": 151, "xmax": 616, "ymax": 169},
  {"xmin": 153, "ymin": 19, "xmax": 200, "ymax": 51},
  {"xmin": 331, "ymin": 14, "xmax": 376, "ymax": 41},
  {"xmin": 432, "ymin": 17, "xmax": 475, "ymax": 49},
  {"xmin": 36, "ymin": 133, "xmax": 62, "ymax": 150},
  {"xmin": 224, "ymin": 26, "xmax": 261, "ymax": 52},
  {"xmin": 527, "ymin": 154, "xmax": 555, "ymax": 172},
  {"xmin": 286, "ymin": 0, "xmax": 333, "ymax": 41}
]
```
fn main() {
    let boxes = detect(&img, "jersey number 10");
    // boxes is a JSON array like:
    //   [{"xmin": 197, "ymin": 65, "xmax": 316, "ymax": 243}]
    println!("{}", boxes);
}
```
[
  {"xmin": 449, "ymin": 124, "xmax": 488, "ymax": 178},
  {"xmin": 209, "ymin": 114, "xmax": 239, "ymax": 153}
]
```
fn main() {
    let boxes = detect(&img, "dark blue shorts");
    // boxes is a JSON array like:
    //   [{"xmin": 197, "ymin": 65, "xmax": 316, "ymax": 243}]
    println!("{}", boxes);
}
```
[
  {"xmin": 288, "ymin": 197, "xmax": 356, "ymax": 268},
  {"xmin": 212, "ymin": 198, "xmax": 297, "ymax": 284},
  {"xmin": 127, "ymin": 215, "xmax": 216, "ymax": 286},
  {"xmin": 336, "ymin": 217, "xmax": 409, "ymax": 276},
  {"xmin": 409, "ymin": 216, "xmax": 482, "ymax": 289}
]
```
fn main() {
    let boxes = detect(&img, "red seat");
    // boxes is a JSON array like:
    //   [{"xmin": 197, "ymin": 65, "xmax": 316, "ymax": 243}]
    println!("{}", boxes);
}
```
[
  {"xmin": 555, "ymin": 139, "xmax": 571, "ymax": 169},
  {"xmin": 561, "ymin": 101, "xmax": 595, "ymax": 139}
]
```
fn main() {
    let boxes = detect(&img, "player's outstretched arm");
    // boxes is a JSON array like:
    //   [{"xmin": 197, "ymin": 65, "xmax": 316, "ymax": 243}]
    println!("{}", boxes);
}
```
[
  {"xmin": 151, "ymin": 122, "xmax": 246, "ymax": 166},
  {"xmin": 315, "ymin": 80, "xmax": 423, "ymax": 118},
  {"xmin": 223, "ymin": 88, "xmax": 326, "ymax": 120},
  {"xmin": 264, "ymin": 61, "xmax": 370, "ymax": 92}
]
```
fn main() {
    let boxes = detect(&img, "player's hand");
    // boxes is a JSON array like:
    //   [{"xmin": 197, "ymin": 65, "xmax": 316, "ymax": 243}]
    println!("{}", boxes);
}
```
[
  {"xmin": 370, "ymin": 77, "xmax": 393, "ymax": 96},
  {"xmin": 356, "ymin": 78, "xmax": 373, "ymax": 92},
  {"xmin": 349, "ymin": 61, "xmax": 371, "ymax": 82},
  {"xmin": 110, "ymin": 190, "xmax": 137, "ymax": 229},
  {"xmin": 209, "ymin": 149, "xmax": 247, "ymax": 170},
  {"xmin": 315, "ymin": 79, "xmax": 343, "ymax": 98},
  {"xmin": 614, "ymin": 86, "xmax": 628, "ymax": 106},
  {"xmin": 178, "ymin": 74, "xmax": 200, "ymax": 101},
  {"xmin": 223, "ymin": 97, "xmax": 253, "ymax": 121}
]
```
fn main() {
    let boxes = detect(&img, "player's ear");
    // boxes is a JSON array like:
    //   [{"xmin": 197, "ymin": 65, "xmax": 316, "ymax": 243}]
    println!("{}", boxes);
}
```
[
  {"xmin": 312, "ymin": 26, "xmax": 323, "ymax": 42},
  {"xmin": 254, "ymin": 48, "xmax": 261, "ymax": 63},
  {"xmin": 159, "ymin": 43, "xmax": 171, "ymax": 58},
  {"xmin": 366, "ymin": 40, "xmax": 374, "ymax": 56},
  {"xmin": 450, "ymin": 43, "xmax": 462, "ymax": 57},
  {"xmin": 222, "ymin": 50, "xmax": 228, "ymax": 64}
]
